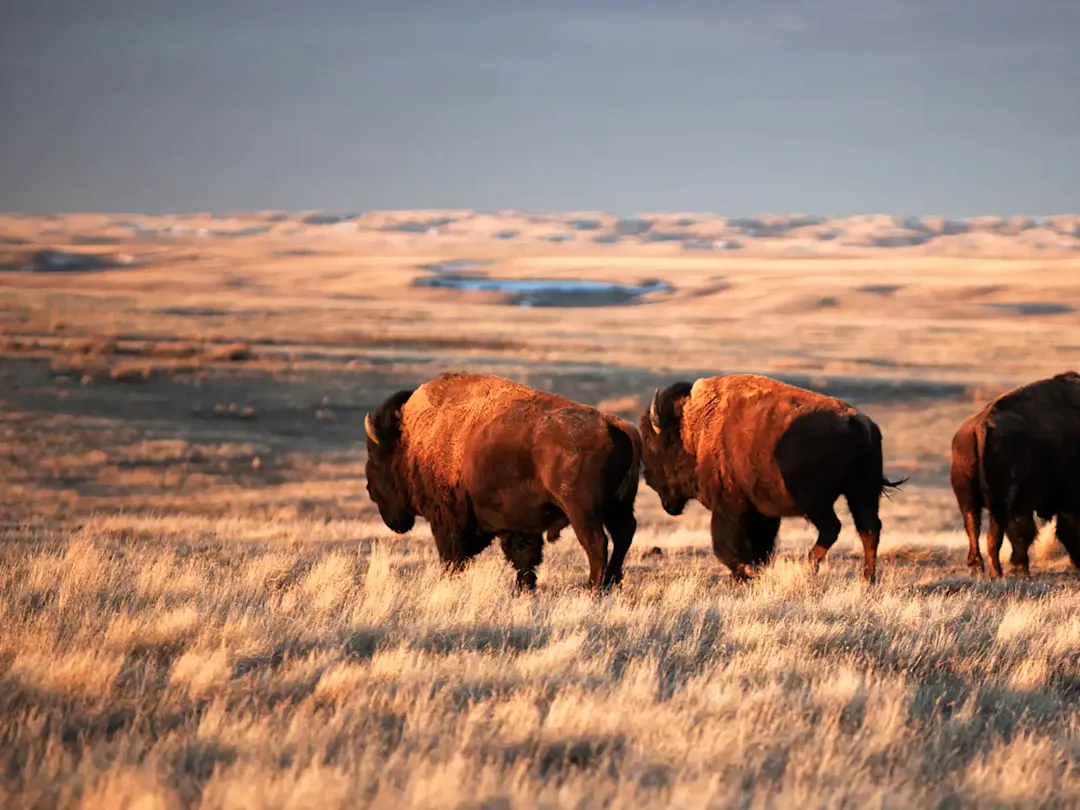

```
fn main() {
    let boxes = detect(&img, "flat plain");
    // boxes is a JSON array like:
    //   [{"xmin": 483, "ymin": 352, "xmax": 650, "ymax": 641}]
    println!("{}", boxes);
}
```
[{"xmin": 2, "ymin": 210, "xmax": 1080, "ymax": 808}]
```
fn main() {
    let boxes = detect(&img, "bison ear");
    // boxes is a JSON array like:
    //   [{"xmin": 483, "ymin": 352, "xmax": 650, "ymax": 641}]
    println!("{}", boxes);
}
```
[
  {"xmin": 649, "ymin": 387, "xmax": 662, "ymax": 434},
  {"xmin": 364, "ymin": 412, "xmax": 379, "ymax": 445}
]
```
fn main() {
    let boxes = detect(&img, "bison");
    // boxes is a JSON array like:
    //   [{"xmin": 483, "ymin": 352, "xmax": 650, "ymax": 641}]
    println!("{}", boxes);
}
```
[
  {"xmin": 363, "ymin": 372, "xmax": 642, "ymax": 591},
  {"xmin": 640, "ymin": 374, "xmax": 905, "ymax": 583},
  {"xmin": 950, "ymin": 371, "xmax": 1080, "ymax": 578}
]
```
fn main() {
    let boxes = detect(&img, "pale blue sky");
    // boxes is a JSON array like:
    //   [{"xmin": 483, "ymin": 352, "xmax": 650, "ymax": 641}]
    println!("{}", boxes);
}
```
[{"xmin": 1, "ymin": 0, "xmax": 1077, "ymax": 215}]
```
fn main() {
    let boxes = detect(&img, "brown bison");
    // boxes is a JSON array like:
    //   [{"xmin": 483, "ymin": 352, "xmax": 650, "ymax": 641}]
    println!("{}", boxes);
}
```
[
  {"xmin": 950, "ymin": 371, "xmax": 1080, "ymax": 578},
  {"xmin": 640, "ymin": 374, "xmax": 905, "ymax": 583},
  {"xmin": 363, "ymin": 372, "xmax": 642, "ymax": 591}
]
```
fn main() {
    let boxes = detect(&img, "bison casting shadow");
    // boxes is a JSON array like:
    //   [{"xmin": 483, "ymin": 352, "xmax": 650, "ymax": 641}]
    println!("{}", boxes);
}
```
[
  {"xmin": 951, "ymin": 370, "xmax": 1080, "ymax": 578},
  {"xmin": 363, "ymin": 372, "xmax": 642, "ymax": 592},
  {"xmin": 639, "ymin": 373, "xmax": 907, "ymax": 584}
]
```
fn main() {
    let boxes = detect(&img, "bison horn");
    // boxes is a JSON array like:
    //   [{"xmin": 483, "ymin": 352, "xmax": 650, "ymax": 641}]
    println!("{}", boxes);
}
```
[
  {"xmin": 364, "ymin": 412, "xmax": 379, "ymax": 445},
  {"xmin": 649, "ymin": 387, "xmax": 662, "ymax": 434}
]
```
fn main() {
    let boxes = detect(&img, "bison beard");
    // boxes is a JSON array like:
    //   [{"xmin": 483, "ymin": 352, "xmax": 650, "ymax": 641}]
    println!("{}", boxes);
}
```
[
  {"xmin": 640, "ymin": 374, "xmax": 905, "ymax": 584},
  {"xmin": 950, "ymin": 371, "xmax": 1080, "ymax": 578},
  {"xmin": 363, "ymin": 372, "xmax": 642, "ymax": 592}
]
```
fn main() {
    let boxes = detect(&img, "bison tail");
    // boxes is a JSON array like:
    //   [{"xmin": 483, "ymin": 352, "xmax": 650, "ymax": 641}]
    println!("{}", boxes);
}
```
[
  {"xmin": 849, "ymin": 413, "xmax": 907, "ymax": 500},
  {"xmin": 880, "ymin": 475, "xmax": 909, "ymax": 500},
  {"xmin": 607, "ymin": 422, "xmax": 641, "ymax": 504},
  {"xmin": 974, "ymin": 419, "xmax": 990, "ymax": 500},
  {"xmin": 975, "ymin": 417, "xmax": 1023, "ymax": 516}
]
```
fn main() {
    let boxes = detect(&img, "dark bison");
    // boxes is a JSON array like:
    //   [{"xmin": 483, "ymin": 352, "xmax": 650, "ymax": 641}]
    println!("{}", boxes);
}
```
[
  {"xmin": 640, "ymin": 374, "xmax": 905, "ymax": 583},
  {"xmin": 950, "ymin": 371, "xmax": 1080, "ymax": 578},
  {"xmin": 363, "ymin": 372, "xmax": 642, "ymax": 591}
]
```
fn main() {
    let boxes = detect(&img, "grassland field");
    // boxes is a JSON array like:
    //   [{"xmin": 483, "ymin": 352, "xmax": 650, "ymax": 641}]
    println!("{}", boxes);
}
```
[{"xmin": 2, "ymin": 212, "xmax": 1080, "ymax": 808}]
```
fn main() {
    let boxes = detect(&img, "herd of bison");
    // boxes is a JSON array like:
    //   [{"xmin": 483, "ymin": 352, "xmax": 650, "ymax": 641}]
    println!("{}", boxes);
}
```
[{"xmin": 362, "ymin": 369, "xmax": 1080, "ymax": 591}]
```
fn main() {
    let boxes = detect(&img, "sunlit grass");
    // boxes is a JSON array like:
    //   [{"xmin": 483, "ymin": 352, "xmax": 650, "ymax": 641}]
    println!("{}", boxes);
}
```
[{"xmin": 2, "ymin": 516, "xmax": 1079, "ymax": 808}]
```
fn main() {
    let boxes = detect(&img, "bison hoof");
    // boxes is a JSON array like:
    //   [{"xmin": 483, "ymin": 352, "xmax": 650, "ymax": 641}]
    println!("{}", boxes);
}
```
[
  {"xmin": 730, "ymin": 565, "xmax": 754, "ymax": 584},
  {"xmin": 600, "ymin": 572, "xmax": 624, "ymax": 590}
]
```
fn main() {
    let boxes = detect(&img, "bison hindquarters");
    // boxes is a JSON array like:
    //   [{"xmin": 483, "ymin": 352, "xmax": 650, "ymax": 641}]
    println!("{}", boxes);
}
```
[{"xmin": 777, "ymin": 411, "xmax": 897, "ymax": 584}]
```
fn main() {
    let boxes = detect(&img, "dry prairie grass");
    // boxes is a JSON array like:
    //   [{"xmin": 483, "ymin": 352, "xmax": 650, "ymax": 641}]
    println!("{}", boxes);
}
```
[
  {"xmin": 5, "ymin": 218, "xmax": 1080, "ymax": 807},
  {"xmin": 2, "ymin": 516, "xmax": 1079, "ymax": 809}
]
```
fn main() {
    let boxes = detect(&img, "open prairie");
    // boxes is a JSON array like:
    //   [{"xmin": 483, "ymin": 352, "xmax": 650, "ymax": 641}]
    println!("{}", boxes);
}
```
[{"xmin": 3, "ymin": 210, "xmax": 1080, "ymax": 808}]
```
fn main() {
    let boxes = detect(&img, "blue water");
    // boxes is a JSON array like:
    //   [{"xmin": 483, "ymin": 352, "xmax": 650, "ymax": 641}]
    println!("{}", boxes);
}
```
[
  {"xmin": 984, "ymin": 302, "xmax": 1074, "ymax": 316},
  {"xmin": 414, "ymin": 258, "xmax": 672, "ymax": 306},
  {"xmin": 419, "ymin": 259, "xmax": 495, "ymax": 273},
  {"xmin": 415, "ymin": 274, "xmax": 672, "ymax": 306}
]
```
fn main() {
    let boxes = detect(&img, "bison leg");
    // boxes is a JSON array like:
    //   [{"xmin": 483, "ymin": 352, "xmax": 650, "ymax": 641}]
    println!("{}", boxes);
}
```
[
  {"xmin": 805, "ymin": 505, "xmax": 843, "ymax": 577},
  {"xmin": 565, "ymin": 509, "xmax": 610, "ymax": 591},
  {"xmin": 430, "ymin": 502, "xmax": 491, "ymax": 573},
  {"xmin": 985, "ymin": 514, "xmax": 1006, "ymax": 579},
  {"xmin": 950, "ymin": 460, "xmax": 985, "ymax": 573},
  {"xmin": 499, "ymin": 532, "xmax": 544, "ymax": 592},
  {"xmin": 962, "ymin": 507, "xmax": 985, "ymax": 574},
  {"xmin": 710, "ymin": 502, "xmax": 756, "ymax": 583},
  {"xmin": 844, "ymin": 490, "xmax": 884, "ymax": 584},
  {"xmin": 545, "ymin": 516, "xmax": 570, "ymax": 543},
  {"xmin": 601, "ymin": 506, "xmax": 636, "ymax": 589},
  {"xmin": 1055, "ymin": 512, "xmax": 1080, "ymax": 570},
  {"xmin": 1005, "ymin": 513, "xmax": 1037, "ymax": 577},
  {"xmin": 745, "ymin": 506, "xmax": 781, "ymax": 568}
]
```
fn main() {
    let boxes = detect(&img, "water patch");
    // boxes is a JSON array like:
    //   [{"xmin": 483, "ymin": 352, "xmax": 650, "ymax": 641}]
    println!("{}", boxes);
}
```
[
  {"xmin": 419, "ymin": 259, "xmax": 495, "ymax": 274},
  {"xmin": 153, "ymin": 306, "xmax": 229, "ymax": 317},
  {"xmin": 217, "ymin": 225, "xmax": 273, "ymax": 238},
  {"xmin": 302, "ymin": 212, "xmax": 358, "ymax": 225},
  {"xmin": 871, "ymin": 232, "xmax": 934, "ymax": 248},
  {"xmin": 1, "ymin": 249, "xmax": 135, "ymax": 273},
  {"xmin": 380, "ymin": 217, "xmax": 456, "ymax": 233},
  {"xmin": 613, "ymin": 218, "xmax": 653, "ymax": 236},
  {"xmin": 70, "ymin": 235, "xmax": 125, "ymax": 245},
  {"xmin": 858, "ymin": 284, "xmax": 904, "ymax": 296},
  {"xmin": 645, "ymin": 231, "xmax": 685, "ymax": 243},
  {"xmin": 983, "ymin": 302, "xmax": 1075, "ymax": 316},
  {"xmin": 682, "ymin": 238, "xmax": 741, "ymax": 251},
  {"xmin": 414, "ymin": 274, "xmax": 673, "ymax": 307}
]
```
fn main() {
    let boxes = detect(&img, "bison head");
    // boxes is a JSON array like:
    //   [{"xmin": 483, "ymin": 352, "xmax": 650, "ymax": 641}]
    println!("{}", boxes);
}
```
[
  {"xmin": 364, "ymin": 389, "xmax": 416, "ymax": 534},
  {"xmin": 639, "ymin": 382, "xmax": 695, "ymax": 516}
]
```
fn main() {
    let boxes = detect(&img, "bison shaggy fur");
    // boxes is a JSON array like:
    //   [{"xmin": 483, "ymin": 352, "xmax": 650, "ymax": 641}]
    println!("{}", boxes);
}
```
[
  {"xmin": 364, "ymin": 372, "xmax": 642, "ymax": 591},
  {"xmin": 950, "ymin": 370, "xmax": 1080, "ymax": 578},
  {"xmin": 640, "ymin": 374, "xmax": 905, "ymax": 583}
]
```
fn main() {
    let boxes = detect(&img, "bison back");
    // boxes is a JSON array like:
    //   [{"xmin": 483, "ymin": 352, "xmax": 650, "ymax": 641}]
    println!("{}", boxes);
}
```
[
  {"xmin": 399, "ymin": 373, "xmax": 578, "ymax": 492},
  {"xmin": 683, "ymin": 375, "xmax": 857, "ymax": 513}
]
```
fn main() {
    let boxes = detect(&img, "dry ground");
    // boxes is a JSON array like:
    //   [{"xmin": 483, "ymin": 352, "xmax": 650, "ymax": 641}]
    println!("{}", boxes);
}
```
[
  {"xmin": 3, "ymin": 518, "xmax": 1080, "ymax": 809},
  {"xmin": 3, "ymin": 213, "xmax": 1080, "ymax": 808}
]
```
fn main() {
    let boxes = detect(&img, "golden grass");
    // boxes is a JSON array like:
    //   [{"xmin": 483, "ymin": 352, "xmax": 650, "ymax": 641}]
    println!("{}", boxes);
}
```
[
  {"xmin": 4, "ymin": 216, "xmax": 1080, "ymax": 806},
  {"xmin": 2, "ymin": 517, "xmax": 1079, "ymax": 809}
]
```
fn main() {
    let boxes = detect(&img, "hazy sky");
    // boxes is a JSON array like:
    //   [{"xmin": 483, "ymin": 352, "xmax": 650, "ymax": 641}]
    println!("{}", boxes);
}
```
[{"xmin": 1, "ymin": 0, "xmax": 1078, "ymax": 215}]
